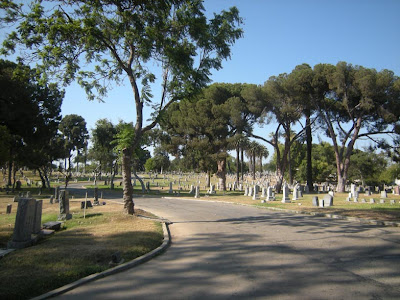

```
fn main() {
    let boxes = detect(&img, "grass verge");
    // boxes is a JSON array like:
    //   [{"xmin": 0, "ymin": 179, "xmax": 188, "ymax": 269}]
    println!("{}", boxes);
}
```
[{"xmin": 0, "ymin": 194, "xmax": 163, "ymax": 300}]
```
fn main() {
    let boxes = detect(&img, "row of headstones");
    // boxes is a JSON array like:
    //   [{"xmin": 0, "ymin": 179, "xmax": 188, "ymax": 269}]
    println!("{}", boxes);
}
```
[
  {"xmin": 347, "ymin": 190, "xmax": 390, "ymax": 202},
  {"xmin": 244, "ymin": 184, "xmax": 302, "ymax": 203},
  {"xmin": 346, "ymin": 197, "xmax": 399, "ymax": 204}
]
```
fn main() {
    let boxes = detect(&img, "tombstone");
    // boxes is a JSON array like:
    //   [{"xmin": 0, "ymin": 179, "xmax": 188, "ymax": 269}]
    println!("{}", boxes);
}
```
[
  {"xmin": 380, "ymin": 199, "xmax": 385, "ymax": 204},
  {"xmin": 350, "ymin": 183, "xmax": 356, "ymax": 198},
  {"xmin": 312, "ymin": 196, "xmax": 319, "ymax": 206},
  {"xmin": 353, "ymin": 197, "xmax": 358, "ymax": 203},
  {"xmin": 58, "ymin": 190, "xmax": 72, "ymax": 220},
  {"xmin": 261, "ymin": 187, "xmax": 266, "ymax": 198},
  {"xmin": 292, "ymin": 184, "xmax": 299, "ymax": 200},
  {"xmin": 81, "ymin": 201, "xmax": 93, "ymax": 209},
  {"xmin": 364, "ymin": 190, "xmax": 372, "ymax": 196},
  {"xmin": 328, "ymin": 191, "xmax": 334, "ymax": 197},
  {"xmin": 189, "ymin": 185, "xmax": 195, "ymax": 194},
  {"xmin": 194, "ymin": 186, "xmax": 200, "ymax": 198},
  {"xmin": 15, "ymin": 180, "xmax": 22, "ymax": 190},
  {"xmin": 248, "ymin": 187, "xmax": 253, "ymax": 197},
  {"xmin": 281, "ymin": 184, "xmax": 291, "ymax": 203},
  {"xmin": 32, "ymin": 200, "xmax": 43, "ymax": 234},
  {"xmin": 8, "ymin": 198, "xmax": 36, "ymax": 249},
  {"xmin": 50, "ymin": 195, "xmax": 54, "ymax": 204},
  {"xmin": 304, "ymin": 185, "xmax": 310, "ymax": 194},
  {"xmin": 6, "ymin": 204, "xmax": 12, "ymax": 214},
  {"xmin": 380, "ymin": 191, "xmax": 387, "ymax": 198},
  {"xmin": 169, "ymin": 182, "xmax": 173, "ymax": 194},
  {"xmin": 319, "ymin": 198, "xmax": 324, "ymax": 208},
  {"xmin": 390, "ymin": 199, "xmax": 396, "ymax": 205},
  {"xmin": 13, "ymin": 196, "xmax": 19, "ymax": 203},
  {"xmin": 54, "ymin": 186, "xmax": 60, "ymax": 202},
  {"xmin": 252, "ymin": 185, "xmax": 259, "ymax": 200},
  {"xmin": 266, "ymin": 187, "xmax": 274, "ymax": 201},
  {"xmin": 323, "ymin": 194, "xmax": 333, "ymax": 207},
  {"xmin": 146, "ymin": 181, "xmax": 150, "ymax": 192},
  {"xmin": 244, "ymin": 186, "xmax": 248, "ymax": 196},
  {"xmin": 208, "ymin": 184, "xmax": 216, "ymax": 194},
  {"xmin": 361, "ymin": 198, "xmax": 367, "ymax": 203},
  {"xmin": 370, "ymin": 198, "xmax": 376, "ymax": 204},
  {"xmin": 26, "ymin": 191, "xmax": 31, "ymax": 198},
  {"xmin": 353, "ymin": 191, "xmax": 359, "ymax": 200},
  {"xmin": 93, "ymin": 187, "xmax": 99, "ymax": 205},
  {"xmin": 394, "ymin": 186, "xmax": 400, "ymax": 195}
]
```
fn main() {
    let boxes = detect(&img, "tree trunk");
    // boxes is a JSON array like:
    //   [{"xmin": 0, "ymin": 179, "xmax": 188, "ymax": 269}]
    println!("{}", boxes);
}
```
[
  {"xmin": 133, "ymin": 170, "xmax": 145, "ymax": 193},
  {"xmin": 122, "ymin": 148, "xmax": 134, "ymax": 215},
  {"xmin": 37, "ymin": 168, "xmax": 47, "ymax": 189},
  {"xmin": 236, "ymin": 146, "xmax": 240, "ymax": 184},
  {"xmin": 305, "ymin": 112, "xmax": 313, "ymax": 191},
  {"xmin": 206, "ymin": 171, "xmax": 211, "ymax": 188},
  {"xmin": 252, "ymin": 152, "xmax": 256, "ymax": 180},
  {"xmin": 216, "ymin": 158, "xmax": 226, "ymax": 191},
  {"xmin": 240, "ymin": 147, "xmax": 244, "ymax": 182}
]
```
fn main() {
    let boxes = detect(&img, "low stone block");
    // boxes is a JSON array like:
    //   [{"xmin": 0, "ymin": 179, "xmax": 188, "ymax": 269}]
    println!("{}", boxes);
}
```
[
  {"xmin": 312, "ymin": 196, "xmax": 318, "ymax": 206},
  {"xmin": 323, "ymin": 194, "xmax": 333, "ymax": 207},
  {"xmin": 81, "ymin": 201, "xmax": 93, "ymax": 209},
  {"xmin": 42, "ymin": 221, "xmax": 62, "ymax": 231}
]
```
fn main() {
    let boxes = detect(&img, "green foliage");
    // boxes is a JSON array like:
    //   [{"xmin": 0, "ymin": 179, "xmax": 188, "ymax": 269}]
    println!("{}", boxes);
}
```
[
  {"xmin": 89, "ymin": 119, "xmax": 117, "ymax": 172},
  {"xmin": 59, "ymin": 114, "xmax": 88, "ymax": 158}
]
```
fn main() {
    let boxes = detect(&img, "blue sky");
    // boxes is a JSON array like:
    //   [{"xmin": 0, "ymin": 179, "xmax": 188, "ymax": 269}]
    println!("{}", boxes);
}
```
[{"xmin": 59, "ymin": 0, "xmax": 400, "ymax": 151}]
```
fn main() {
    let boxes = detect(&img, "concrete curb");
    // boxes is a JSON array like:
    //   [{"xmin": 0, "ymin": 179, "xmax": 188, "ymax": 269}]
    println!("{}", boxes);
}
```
[
  {"xmin": 32, "ymin": 222, "xmax": 171, "ymax": 300},
  {"xmin": 162, "ymin": 196, "xmax": 400, "ymax": 227}
]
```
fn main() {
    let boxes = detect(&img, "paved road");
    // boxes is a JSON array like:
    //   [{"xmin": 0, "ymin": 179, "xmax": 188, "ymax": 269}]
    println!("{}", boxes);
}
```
[{"xmin": 58, "ymin": 197, "xmax": 400, "ymax": 299}]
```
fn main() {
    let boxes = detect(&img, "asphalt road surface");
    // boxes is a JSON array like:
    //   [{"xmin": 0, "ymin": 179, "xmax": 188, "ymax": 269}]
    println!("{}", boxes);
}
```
[{"xmin": 57, "ymin": 197, "xmax": 400, "ymax": 299}]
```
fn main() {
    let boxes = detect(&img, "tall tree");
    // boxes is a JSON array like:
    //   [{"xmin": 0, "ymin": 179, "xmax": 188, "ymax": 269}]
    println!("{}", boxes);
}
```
[
  {"xmin": 59, "ymin": 114, "xmax": 88, "ymax": 186},
  {"xmin": 247, "ymin": 75, "xmax": 304, "ymax": 192},
  {"xmin": 90, "ymin": 119, "xmax": 117, "ymax": 187},
  {"xmin": 0, "ymin": 59, "xmax": 64, "ymax": 188},
  {"xmin": 316, "ymin": 62, "xmax": 400, "ymax": 192},
  {"xmin": 1, "ymin": 0, "xmax": 243, "ymax": 214}
]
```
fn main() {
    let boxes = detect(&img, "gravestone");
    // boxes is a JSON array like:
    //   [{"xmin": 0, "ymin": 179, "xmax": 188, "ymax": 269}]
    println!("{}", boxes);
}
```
[
  {"xmin": 169, "ymin": 182, "xmax": 173, "ymax": 194},
  {"xmin": 361, "ymin": 198, "xmax": 367, "ymax": 203},
  {"xmin": 370, "ymin": 198, "xmax": 376, "ymax": 204},
  {"xmin": 208, "ymin": 184, "xmax": 216, "ymax": 194},
  {"xmin": 6, "ymin": 204, "xmax": 12, "ymax": 214},
  {"xmin": 194, "ymin": 186, "xmax": 200, "ymax": 198},
  {"xmin": 32, "ymin": 200, "xmax": 43, "ymax": 234},
  {"xmin": 381, "ymin": 191, "xmax": 387, "ymax": 198},
  {"xmin": 281, "ymin": 184, "xmax": 291, "ymax": 203},
  {"xmin": 261, "ymin": 187, "xmax": 266, "ymax": 198},
  {"xmin": 58, "ymin": 190, "xmax": 72, "ymax": 220},
  {"xmin": 319, "ymin": 198, "xmax": 324, "ymax": 207},
  {"xmin": 380, "ymin": 199, "xmax": 385, "ymax": 204},
  {"xmin": 244, "ymin": 187, "xmax": 248, "ymax": 196},
  {"xmin": 394, "ymin": 185, "xmax": 400, "ymax": 195},
  {"xmin": 252, "ymin": 186, "xmax": 259, "ymax": 200},
  {"xmin": 266, "ymin": 187, "xmax": 274, "ymax": 201},
  {"xmin": 312, "ymin": 196, "xmax": 318, "ymax": 206},
  {"xmin": 350, "ymin": 184, "xmax": 356, "ymax": 198},
  {"xmin": 50, "ymin": 195, "xmax": 54, "ymax": 204},
  {"xmin": 94, "ymin": 187, "xmax": 99, "ymax": 205},
  {"xmin": 390, "ymin": 200, "xmax": 396, "ymax": 205},
  {"xmin": 8, "ymin": 198, "xmax": 36, "ymax": 249},
  {"xmin": 189, "ymin": 185, "xmax": 195, "ymax": 194},
  {"xmin": 54, "ymin": 186, "xmax": 60, "ymax": 203},
  {"xmin": 146, "ymin": 181, "xmax": 150, "ymax": 192},
  {"xmin": 81, "ymin": 201, "xmax": 93, "ymax": 209},
  {"xmin": 15, "ymin": 180, "xmax": 22, "ymax": 190},
  {"xmin": 323, "ymin": 194, "xmax": 333, "ymax": 207},
  {"xmin": 292, "ymin": 184, "xmax": 299, "ymax": 200}
]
